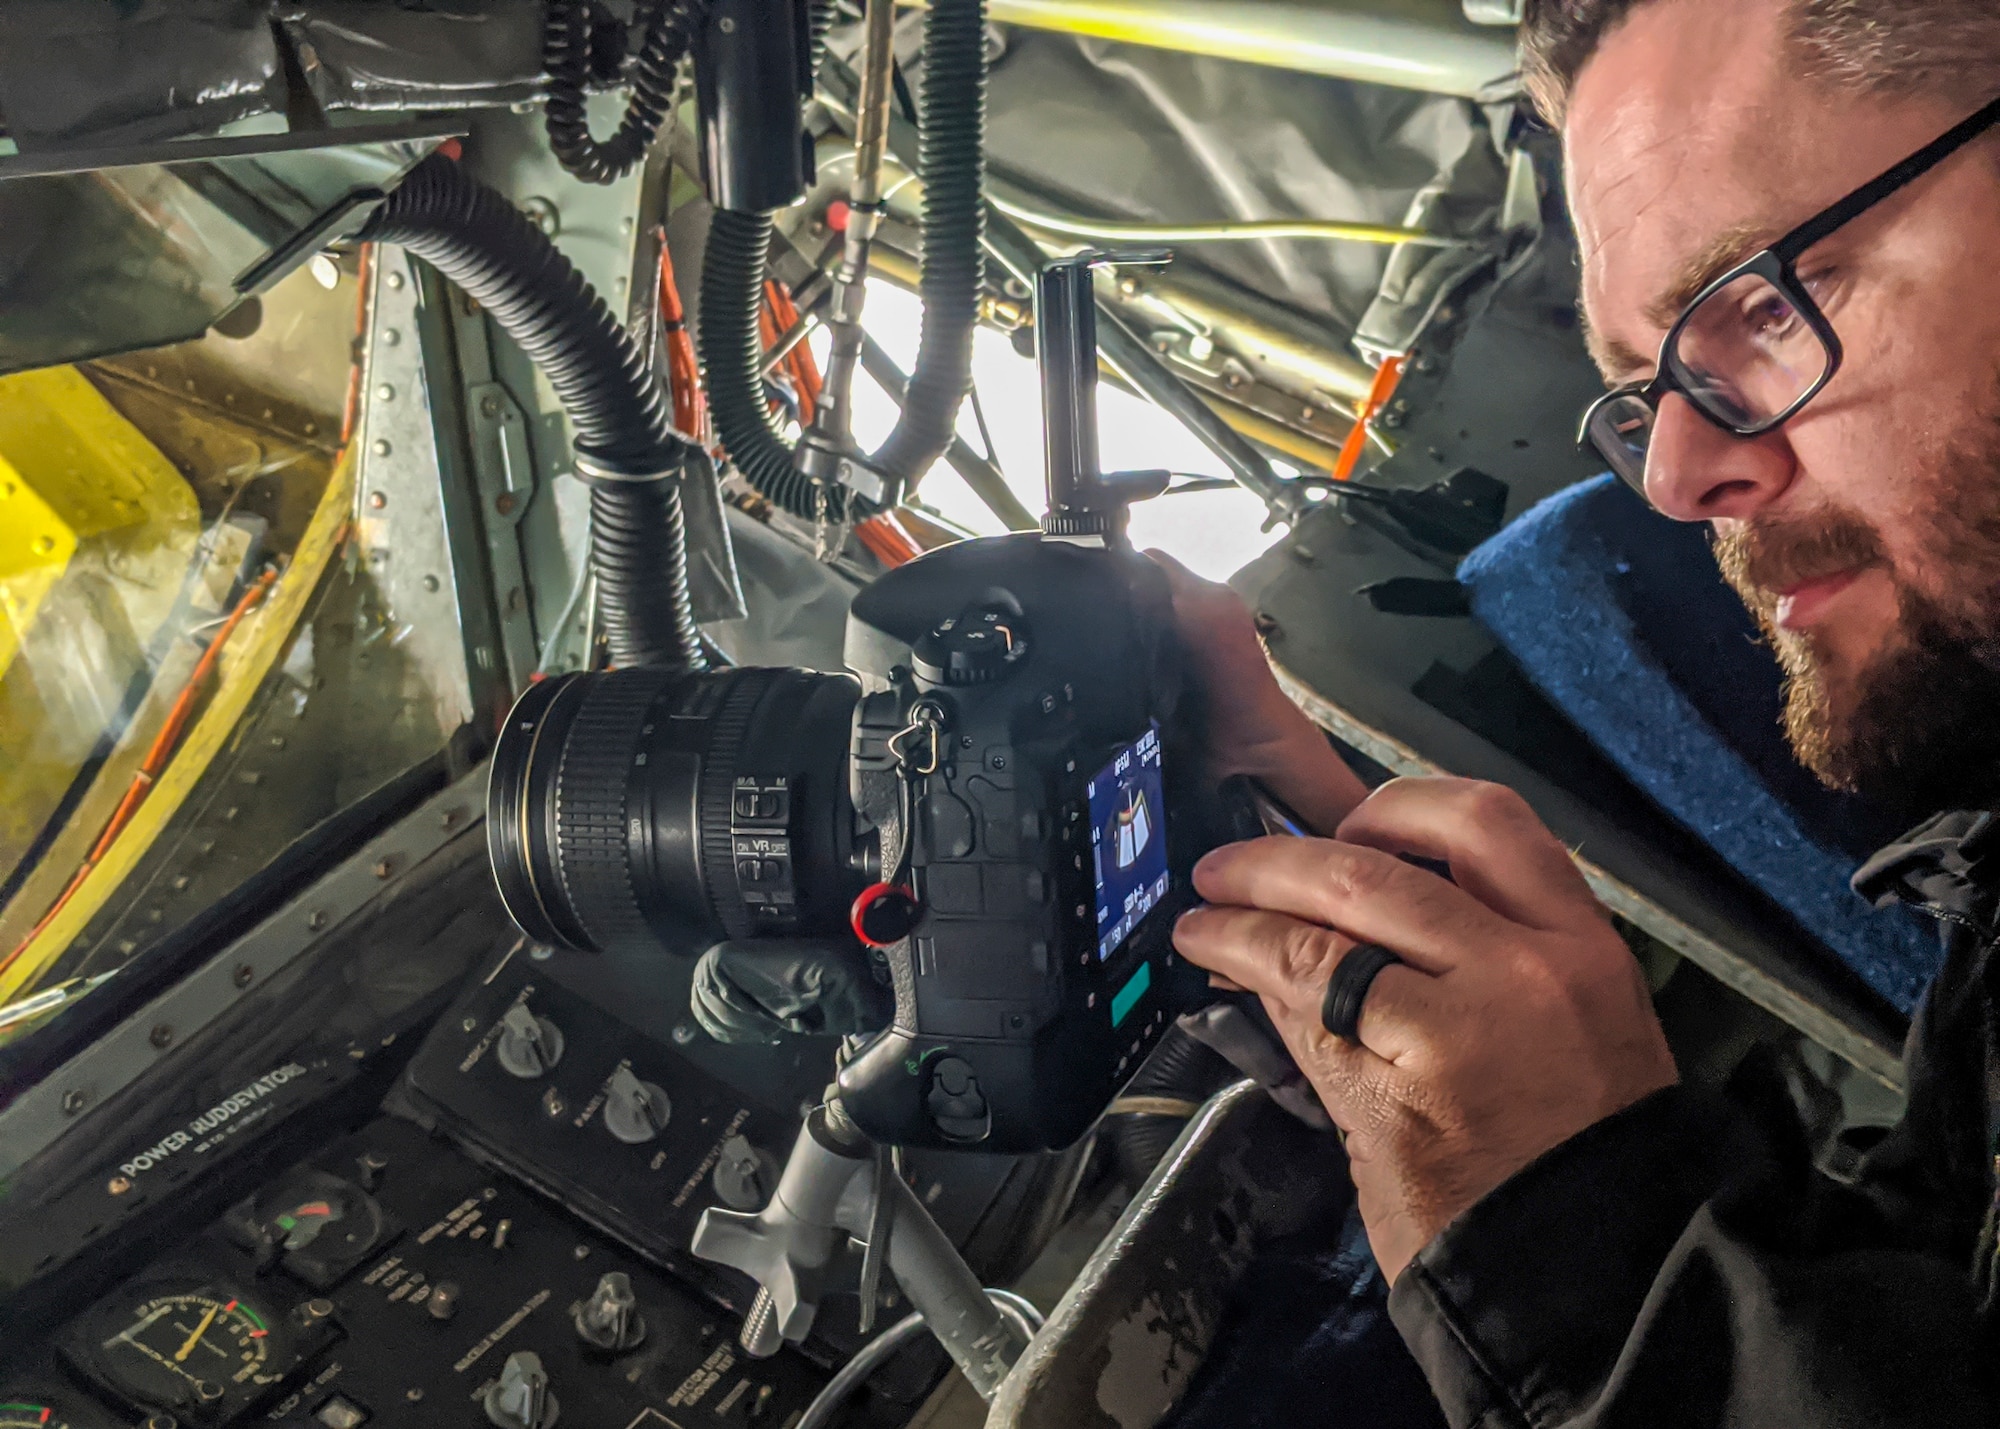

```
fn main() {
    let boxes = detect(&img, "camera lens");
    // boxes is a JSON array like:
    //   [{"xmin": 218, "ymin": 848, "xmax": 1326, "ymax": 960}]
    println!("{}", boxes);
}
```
[{"xmin": 487, "ymin": 667, "xmax": 862, "ymax": 955}]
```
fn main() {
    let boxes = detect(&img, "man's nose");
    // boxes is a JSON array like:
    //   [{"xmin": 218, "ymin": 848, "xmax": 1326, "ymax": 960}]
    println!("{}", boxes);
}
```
[{"xmin": 1642, "ymin": 392, "xmax": 1797, "ymax": 522}]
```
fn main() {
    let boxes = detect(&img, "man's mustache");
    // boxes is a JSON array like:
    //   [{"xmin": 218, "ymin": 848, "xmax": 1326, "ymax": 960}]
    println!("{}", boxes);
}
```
[{"xmin": 1711, "ymin": 510, "xmax": 1886, "ymax": 614}]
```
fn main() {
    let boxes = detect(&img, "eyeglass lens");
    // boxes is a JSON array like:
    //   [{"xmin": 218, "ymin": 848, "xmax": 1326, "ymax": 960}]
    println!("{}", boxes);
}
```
[
  {"xmin": 1669, "ymin": 270, "xmax": 1832, "ymax": 429},
  {"xmin": 1587, "ymin": 269, "xmax": 1833, "ymax": 492},
  {"xmin": 1586, "ymin": 394, "xmax": 1654, "ymax": 491}
]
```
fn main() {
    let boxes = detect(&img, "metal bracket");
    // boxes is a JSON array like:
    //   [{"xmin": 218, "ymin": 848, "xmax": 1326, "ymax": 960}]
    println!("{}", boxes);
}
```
[
  {"xmin": 468, "ymin": 380, "xmax": 538, "ymax": 520},
  {"xmin": 442, "ymin": 292, "xmax": 541, "ymax": 689},
  {"xmin": 0, "ymin": 769, "xmax": 488, "ymax": 1179}
]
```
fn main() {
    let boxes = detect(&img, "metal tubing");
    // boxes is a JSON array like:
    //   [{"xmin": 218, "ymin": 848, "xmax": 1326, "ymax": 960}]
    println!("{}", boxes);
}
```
[
  {"xmin": 979, "ymin": 0, "xmax": 1519, "ymax": 99},
  {"xmin": 976, "ymin": 201, "xmax": 1304, "ymax": 518},
  {"xmin": 816, "ymin": 0, "xmax": 901, "ymax": 448},
  {"xmin": 1097, "ymin": 304, "xmax": 1305, "ymax": 518},
  {"xmin": 875, "ymin": 1165, "xmax": 1031, "ymax": 1397},
  {"xmin": 850, "ymin": 0, "xmax": 898, "ymax": 210}
]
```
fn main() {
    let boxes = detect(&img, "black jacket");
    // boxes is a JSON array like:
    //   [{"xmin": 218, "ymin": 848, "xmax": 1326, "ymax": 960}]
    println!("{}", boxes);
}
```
[{"xmin": 1388, "ymin": 810, "xmax": 2000, "ymax": 1425}]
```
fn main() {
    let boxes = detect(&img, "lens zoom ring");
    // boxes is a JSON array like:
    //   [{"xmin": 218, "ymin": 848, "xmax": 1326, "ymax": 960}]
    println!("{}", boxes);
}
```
[
  {"xmin": 699, "ymin": 669, "xmax": 779, "ymax": 940},
  {"xmin": 553, "ymin": 670, "xmax": 668, "ymax": 953}
]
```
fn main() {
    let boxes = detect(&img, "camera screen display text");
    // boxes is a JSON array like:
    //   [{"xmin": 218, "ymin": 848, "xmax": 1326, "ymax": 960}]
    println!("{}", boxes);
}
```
[{"xmin": 1088, "ymin": 724, "xmax": 1170, "ymax": 962}]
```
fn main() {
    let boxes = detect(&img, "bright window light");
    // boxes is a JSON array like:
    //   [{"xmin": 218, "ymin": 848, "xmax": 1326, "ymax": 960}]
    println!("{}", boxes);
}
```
[{"xmin": 830, "ymin": 282, "xmax": 1286, "ymax": 582}]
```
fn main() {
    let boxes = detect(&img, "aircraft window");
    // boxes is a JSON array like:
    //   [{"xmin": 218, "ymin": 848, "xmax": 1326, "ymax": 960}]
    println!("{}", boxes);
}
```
[
  {"xmin": 841, "ymin": 280, "xmax": 1285, "ymax": 581},
  {"xmin": 0, "ymin": 260, "xmax": 460, "ymax": 1045}
]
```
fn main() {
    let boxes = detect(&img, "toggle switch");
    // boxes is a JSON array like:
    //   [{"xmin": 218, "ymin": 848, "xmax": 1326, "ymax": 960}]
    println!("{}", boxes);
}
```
[
  {"xmin": 573, "ymin": 1271, "xmax": 647, "ymax": 1352},
  {"xmin": 600, "ymin": 1067, "xmax": 671, "ymax": 1145},
  {"xmin": 483, "ymin": 1351, "xmax": 559, "ymax": 1429},
  {"xmin": 495, "ymin": 1004, "xmax": 565, "ymax": 1079}
]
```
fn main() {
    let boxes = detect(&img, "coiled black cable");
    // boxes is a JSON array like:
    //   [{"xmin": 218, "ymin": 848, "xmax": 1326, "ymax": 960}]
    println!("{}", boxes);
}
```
[
  {"xmin": 544, "ymin": 0, "xmax": 703, "ymax": 185},
  {"xmin": 700, "ymin": 208, "xmax": 842, "ymax": 520},
  {"xmin": 697, "ymin": 0, "xmax": 988, "ymax": 519},
  {"xmin": 360, "ymin": 154, "xmax": 705, "ymax": 673},
  {"xmin": 870, "ymin": 0, "xmax": 986, "ymax": 481}
]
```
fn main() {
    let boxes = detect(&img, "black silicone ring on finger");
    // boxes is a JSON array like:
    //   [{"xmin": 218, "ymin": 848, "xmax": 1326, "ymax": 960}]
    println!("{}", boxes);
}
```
[{"xmin": 1320, "ymin": 943, "xmax": 1405, "ymax": 1044}]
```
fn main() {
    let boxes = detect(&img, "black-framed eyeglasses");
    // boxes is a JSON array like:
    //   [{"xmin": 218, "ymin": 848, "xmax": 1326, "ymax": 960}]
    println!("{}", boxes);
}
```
[{"xmin": 1581, "ymin": 93, "xmax": 2000, "ymax": 495}]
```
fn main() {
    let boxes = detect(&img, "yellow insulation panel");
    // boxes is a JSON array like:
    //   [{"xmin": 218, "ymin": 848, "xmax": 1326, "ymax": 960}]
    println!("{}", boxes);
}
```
[{"xmin": 0, "ymin": 366, "xmax": 200, "ymax": 678}]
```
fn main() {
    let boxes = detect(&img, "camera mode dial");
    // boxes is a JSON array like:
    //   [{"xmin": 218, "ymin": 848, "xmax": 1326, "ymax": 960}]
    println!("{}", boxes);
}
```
[{"xmin": 912, "ymin": 607, "xmax": 1026, "ymax": 687}]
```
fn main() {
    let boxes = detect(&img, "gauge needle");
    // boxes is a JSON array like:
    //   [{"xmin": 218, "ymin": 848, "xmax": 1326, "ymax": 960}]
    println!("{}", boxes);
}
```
[{"xmin": 174, "ymin": 1303, "xmax": 220, "ymax": 1363}]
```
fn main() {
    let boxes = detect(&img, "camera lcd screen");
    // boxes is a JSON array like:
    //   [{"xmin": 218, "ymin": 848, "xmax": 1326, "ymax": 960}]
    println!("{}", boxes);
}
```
[{"xmin": 1089, "ymin": 723, "xmax": 1171, "ymax": 962}]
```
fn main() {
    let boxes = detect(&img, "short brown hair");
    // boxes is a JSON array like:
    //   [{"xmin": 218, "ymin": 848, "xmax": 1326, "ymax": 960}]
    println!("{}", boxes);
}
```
[{"xmin": 1521, "ymin": 0, "xmax": 2000, "ymax": 124}]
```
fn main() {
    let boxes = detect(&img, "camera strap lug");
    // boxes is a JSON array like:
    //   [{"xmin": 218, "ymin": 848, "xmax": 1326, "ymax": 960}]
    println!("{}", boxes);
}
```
[{"xmin": 887, "ymin": 702, "xmax": 946, "ymax": 776}]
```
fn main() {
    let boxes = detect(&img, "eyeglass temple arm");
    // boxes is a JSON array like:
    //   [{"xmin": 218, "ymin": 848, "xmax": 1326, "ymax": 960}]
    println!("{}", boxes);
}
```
[{"xmin": 1779, "ymin": 93, "xmax": 2000, "ymax": 260}]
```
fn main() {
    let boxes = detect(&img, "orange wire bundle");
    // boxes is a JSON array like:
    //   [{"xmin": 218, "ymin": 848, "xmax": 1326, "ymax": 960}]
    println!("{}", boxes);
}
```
[
  {"xmin": 655, "ymin": 234, "xmax": 707, "ymax": 443},
  {"xmin": 855, "ymin": 511, "xmax": 924, "ymax": 568},
  {"xmin": 0, "ymin": 569, "xmax": 278, "ymax": 978},
  {"xmin": 761, "ymin": 280, "xmax": 823, "ymax": 428}
]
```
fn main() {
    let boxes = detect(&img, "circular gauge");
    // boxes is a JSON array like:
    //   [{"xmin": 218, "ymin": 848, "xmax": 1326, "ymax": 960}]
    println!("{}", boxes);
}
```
[
  {"xmin": 226, "ymin": 1169, "xmax": 397, "ymax": 1289},
  {"xmin": 0, "ymin": 1402, "xmax": 74, "ymax": 1429},
  {"xmin": 0, "ymin": 1390, "xmax": 129, "ymax": 1429},
  {"xmin": 95, "ymin": 1289, "xmax": 273, "ymax": 1409},
  {"xmin": 60, "ymin": 1275, "xmax": 333, "ymax": 1429}
]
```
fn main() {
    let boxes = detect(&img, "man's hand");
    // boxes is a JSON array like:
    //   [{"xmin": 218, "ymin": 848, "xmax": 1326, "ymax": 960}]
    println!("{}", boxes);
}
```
[
  {"xmin": 1149, "ymin": 551, "xmax": 1368, "ymax": 835},
  {"xmin": 1172, "ymin": 776, "xmax": 1677, "ymax": 1283}
]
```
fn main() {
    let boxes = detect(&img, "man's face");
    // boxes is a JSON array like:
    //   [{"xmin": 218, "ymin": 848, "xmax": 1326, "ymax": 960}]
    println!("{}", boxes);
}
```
[{"xmin": 1568, "ymin": 0, "xmax": 2000, "ymax": 814}]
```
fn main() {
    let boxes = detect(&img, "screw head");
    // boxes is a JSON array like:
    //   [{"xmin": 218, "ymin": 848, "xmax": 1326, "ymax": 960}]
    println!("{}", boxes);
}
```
[
  {"xmin": 671, "ymin": 1023, "xmax": 696, "ymax": 1046},
  {"xmin": 61, "ymin": 1089, "xmax": 87, "ymax": 1116},
  {"xmin": 367, "ymin": 491, "xmax": 387, "ymax": 509},
  {"xmin": 307, "ymin": 910, "xmax": 329, "ymax": 931},
  {"xmin": 373, "ymin": 859, "xmax": 394, "ymax": 879},
  {"xmin": 234, "ymin": 963, "xmax": 255, "ymax": 988},
  {"xmin": 422, "ymin": 574, "xmax": 441, "ymax": 592},
  {"xmin": 149, "ymin": 1024, "xmax": 174, "ymax": 1050},
  {"xmin": 495, "ymin": 493, "xmax": 516, "ymax": 516},
  {"xmin": 108, "ymin": 1175, "xmax": 134, "ymax": 1195}
]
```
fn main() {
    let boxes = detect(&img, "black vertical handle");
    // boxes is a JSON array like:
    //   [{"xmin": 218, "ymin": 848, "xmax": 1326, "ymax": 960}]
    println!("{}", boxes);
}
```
[
  {"xmin": 1037, "ymin": 255, "xmax": 1102, "ymax": 519},
  {"xmin": 1035, "ymin": 249, "xmax": 1174, "ymax": 541}
]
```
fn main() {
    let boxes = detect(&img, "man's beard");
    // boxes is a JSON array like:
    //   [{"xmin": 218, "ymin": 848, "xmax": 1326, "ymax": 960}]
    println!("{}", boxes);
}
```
[{"xmin": 1712, "ymin": 426, "xmax": 2000, "ymax": 824}]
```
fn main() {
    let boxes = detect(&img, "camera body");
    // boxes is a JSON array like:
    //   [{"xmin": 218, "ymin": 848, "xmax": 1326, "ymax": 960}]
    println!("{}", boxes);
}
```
[
  {"xmin": 487, "ymin": 250, "xmax": 1222, "ymax": 1154},
  {"xmin": 835, "ymin": 533, "xmax": 1212, "ymax": 1151}
]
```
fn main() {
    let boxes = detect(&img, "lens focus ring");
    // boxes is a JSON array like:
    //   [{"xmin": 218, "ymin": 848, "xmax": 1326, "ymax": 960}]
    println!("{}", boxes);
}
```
[{"xmin": 551, "ymin": 670, "xmax": 666, "ymax": 954}]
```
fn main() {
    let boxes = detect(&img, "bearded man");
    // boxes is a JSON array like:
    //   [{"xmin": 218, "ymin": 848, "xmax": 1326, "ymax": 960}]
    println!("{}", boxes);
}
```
[{"xmin": 1165, "ymin": 0, "xmax": 2000, "ymax": 1419}]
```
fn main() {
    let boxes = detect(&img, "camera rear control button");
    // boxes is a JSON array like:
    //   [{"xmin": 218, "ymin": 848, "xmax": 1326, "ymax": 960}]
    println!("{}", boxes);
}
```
[{"xmin": 925, "ymin": 1056, "xmax": 991, "ymax": 1142}]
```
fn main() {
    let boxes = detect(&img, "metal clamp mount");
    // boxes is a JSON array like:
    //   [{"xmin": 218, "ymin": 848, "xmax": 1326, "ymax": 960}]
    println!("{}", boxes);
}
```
[{"xmin": 689, "ymin": 1089, "xmax": 1030, "ymax": 1399}]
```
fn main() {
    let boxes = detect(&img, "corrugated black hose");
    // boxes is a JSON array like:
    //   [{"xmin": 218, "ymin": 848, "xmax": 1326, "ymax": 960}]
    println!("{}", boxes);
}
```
[
  {"xmin": 697, "ymin": 0, "xmax": 988, "ymax": 520},
  {"xmin": 544, "ymin": 0, "xmax": 703, "ymax": 185},
  {"xmin": 1108, "ymin": 1026, "xmax": 1237, "ymax": 1188},
  {"xmin": 359, "ymin": 153, "xmax": 706, "ymax": 673}
]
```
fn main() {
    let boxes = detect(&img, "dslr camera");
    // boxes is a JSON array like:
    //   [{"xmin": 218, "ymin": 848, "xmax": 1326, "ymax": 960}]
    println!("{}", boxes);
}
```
[{"xmin": 487, "ymin": 255, "xmax": 1220, "ymax": 1152}]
